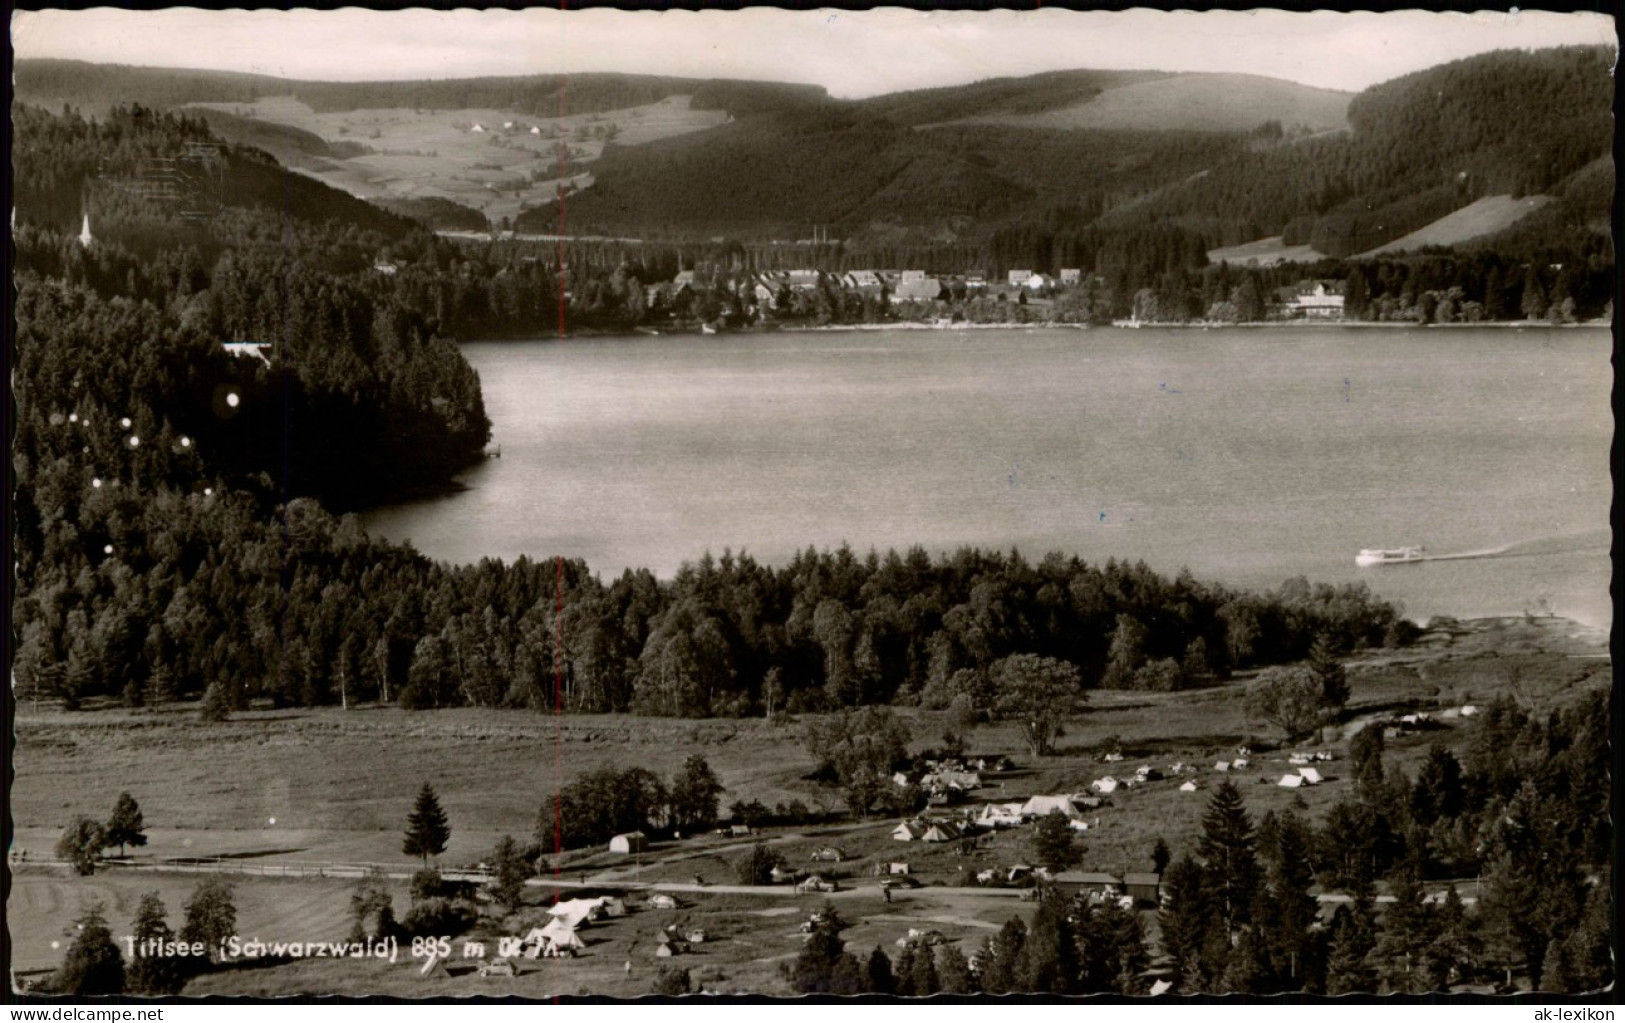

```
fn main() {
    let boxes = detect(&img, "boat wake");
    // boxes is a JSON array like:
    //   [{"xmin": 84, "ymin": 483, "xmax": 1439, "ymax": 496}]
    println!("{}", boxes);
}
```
[{"xmin": 1370, "ymin": 531, "xmax": 1606, "ymax": 566}]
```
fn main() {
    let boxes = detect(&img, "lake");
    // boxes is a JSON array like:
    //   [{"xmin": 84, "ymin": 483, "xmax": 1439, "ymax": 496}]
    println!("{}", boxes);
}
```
[{"xmin": 359, "ymin": 326, "xmax": 1613, "ymax": 628}]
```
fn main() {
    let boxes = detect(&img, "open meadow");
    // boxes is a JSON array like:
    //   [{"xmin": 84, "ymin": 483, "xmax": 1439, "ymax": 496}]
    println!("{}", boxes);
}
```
[
  {"xmin": 11, "ymin": 615, "xmax": 1608, "ymax": 995},
  {"xmin": 186, "ymin": 94, "xmax": 728, "ymax": 226}
]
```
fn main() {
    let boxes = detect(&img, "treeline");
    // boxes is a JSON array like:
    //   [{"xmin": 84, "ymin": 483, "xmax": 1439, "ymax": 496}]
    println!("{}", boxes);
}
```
[
  {"xmin": 9, "ymin": 440, "xmax": 1404, "ymax": 714},
  {"xmin": 13, "ymin": 60, "xmax": 830, "ymax": 121}
]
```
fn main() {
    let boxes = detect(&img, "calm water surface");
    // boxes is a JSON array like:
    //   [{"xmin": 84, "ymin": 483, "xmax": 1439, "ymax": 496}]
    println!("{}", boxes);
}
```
[{"xmin": 361, "ymin": 326, "xmax": 1612, "ymax": 627}]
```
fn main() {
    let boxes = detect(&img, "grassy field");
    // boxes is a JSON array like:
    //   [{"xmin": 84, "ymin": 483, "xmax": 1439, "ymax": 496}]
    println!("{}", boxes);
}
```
[
  {"xmin": 11, "ymin": 616, "xmax": 1606, "ymax": 995},
  {"xmin": 1206, "ymin": 235, "xmax": 1330, "ymax": 267},
  {"xmin": 1358, "ymin": 194, "xmax": 1554, "ymax": 256},
  {"xmin": 187, "ymin": 94, "xmax": 728, "ymax": 226}
]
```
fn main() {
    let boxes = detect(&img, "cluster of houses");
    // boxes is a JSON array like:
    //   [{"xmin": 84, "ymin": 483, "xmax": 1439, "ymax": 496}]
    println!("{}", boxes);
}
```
[{"xmin": 639, "ymin": 267, "xmax": 1090, "ymax": 322}]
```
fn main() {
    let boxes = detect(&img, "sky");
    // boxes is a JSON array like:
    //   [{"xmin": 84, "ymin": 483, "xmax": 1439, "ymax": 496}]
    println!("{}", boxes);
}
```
[{"xmin": 10, "ymin": 7, "xmax": 1616, "ymax": 97}]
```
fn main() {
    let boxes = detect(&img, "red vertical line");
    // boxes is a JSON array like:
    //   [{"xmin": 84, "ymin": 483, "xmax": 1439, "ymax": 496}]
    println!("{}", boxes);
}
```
[{"xmin": 552, "ymin": 551, "xmax": 565, "ymax": 1001}]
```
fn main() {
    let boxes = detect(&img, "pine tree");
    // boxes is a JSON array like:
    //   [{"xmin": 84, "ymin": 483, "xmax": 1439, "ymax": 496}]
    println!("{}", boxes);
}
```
[
  {"xmin": 1031, "ymin": 809, "xmax": 1081, "ymax": 869},
  {"xmin": 1372, "ymin": 869, "xmax": 1439, "ymax": 992},
  {"xmin": 935, "ymin": 942, "xmax": 975, "ymax": 993},
  {"xmin": 1307, "ymin": 633, "xmax": 1349, "ymax": 722},
  {"xmin": 1324, "ymin": 900, "xmax": 1377, "ymax": 995},
  {"xmin": 865, "ymin": 946, "xmax": 896, "ymax": 994},
  {"xmin": 1420, "ymin": 884, "xmax": 1478, "ymax": 990},
  {"xmin": 1259, "ymin": 810, "xmax": 1318, "ymax": 988},
  {"xmin": 1348, "ymin": 725, "xmax": 1385, "ymax": 797},
  {"xmin": 1151, "ymin": 836, "xmax": 1171, "ymax": 875},
  {"xmin": 199, "ymin": 680, "xmax": 231, "ymax": 722},
  {"xmin": 1197, "ymin": 781, "xmax": 1260, "ymax": 933},
  {"xmin": 892, "ymin": 943, "xmax": 917, "ymax": 995},
  {"xmin": 403, "ymin": 782, "xmax": 450, "ymax": 866},
  {"xmin": 977, "ymin": 917, "xmax": 1026, "ymax": 994},
  {"xmin": 1014, "ymin": 898, "xmax": 1078, "ymax": 994},
  {"xmin": 794, "ymin": 925, "xmax": 849, "ymax": 994},
  {"xmin": 104, "ymin": 791, "xmax": 147, "ymax": 858},
  {"xmin": 179, "ymin": 878, "xmax": 237, "ymax": 959},
  {"xmin": 489, "ymin": 834, "xmax": 527, "ymax": 913},
  {"xmin": 909, "ymin": 940, "xmax": 941, "ymax": 995},
  {"xmin": 1539, "ymin": 877, "xmax": 1612, "ymax": 993},
  {"xmin": 126, "ymin": 892, "xmax": 185, "ymax": 994},
  {"xmin": 1159, "ymin": 855, "xmax": 1213, "ymax": 991},
  {"xmin": 53, "ymin": 902, "xmax": 124, "ymax": 995}
]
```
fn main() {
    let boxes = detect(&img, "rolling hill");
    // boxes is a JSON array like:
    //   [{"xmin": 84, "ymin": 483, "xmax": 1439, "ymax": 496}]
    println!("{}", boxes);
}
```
[
  {"xmin": 931, "ymin": 72, "xmax": 1351, "ymax": 134},
  {"xmin": 16, "ymin": 48, "xmax": 1612, "ymax": 259}
]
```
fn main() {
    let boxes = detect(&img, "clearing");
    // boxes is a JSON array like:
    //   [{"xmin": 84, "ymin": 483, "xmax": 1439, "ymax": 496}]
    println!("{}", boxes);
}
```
[
  {"xmin": 187, "ymin": 95, "xmax": 728, "ymax": 227},
  {"xmin": 1357, "ymin": 194, "xmax": 1554, "ymax": 256},
  {"xmin": 1206, "ymin": 235, "xmax": 1329, "ymax": 267}
]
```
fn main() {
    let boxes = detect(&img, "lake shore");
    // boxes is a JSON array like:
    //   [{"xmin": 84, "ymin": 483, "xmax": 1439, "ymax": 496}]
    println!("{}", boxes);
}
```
[{"xmin": 463, "ymin": 317, "xmax": 1608, "ymax": 343}]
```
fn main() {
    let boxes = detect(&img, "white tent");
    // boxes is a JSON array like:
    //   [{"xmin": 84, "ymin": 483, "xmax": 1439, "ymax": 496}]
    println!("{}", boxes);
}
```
[
  {"xmin": 892, "ymin": 820, "xmax": 926, "ymax": 841},
  {"xmin": 548, "ymin": 898, "xmax": 608, "ymax": 928},
  {"xmin": 535, "ymin": 919, "xmax": 586, "ymax": 953},
  {"xmin": 1091, "ymin": 777, "xmax": 1120, "ymax": 794},
  {"xmin": 1214, "ymin": 761, "xmax": 1231, "ymax": 772},
  {"xmin": 1298, "ymin": 767, "xmax": 1323, "ymax": 785},
  {"xmin": 1020, "ymin": 794, "xmax": 1082, "ymax": 819},
  {"xmin": 610, "ymin": 831, "xmax": 648, "ymax": 854},
  {"xmin": 1179, "ymin": 780, "xmax": 1199, "ymax": 792},
  {"xmin": 1278, "ymin": 773, "xmax": 1305, "ymax": 788}
]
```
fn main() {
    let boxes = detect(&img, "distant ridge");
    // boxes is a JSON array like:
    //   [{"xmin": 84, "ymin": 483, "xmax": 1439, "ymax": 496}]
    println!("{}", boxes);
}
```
[{"xmin": 930, "ymin": 73, "xmax": 1351, "ymax": 134}]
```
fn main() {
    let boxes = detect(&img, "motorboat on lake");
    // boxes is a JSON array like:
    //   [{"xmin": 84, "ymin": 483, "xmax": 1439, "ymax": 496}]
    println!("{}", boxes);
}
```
[{"xmin": 1355, "ymin": 546, "xmax": 1425, "ymax": 567}]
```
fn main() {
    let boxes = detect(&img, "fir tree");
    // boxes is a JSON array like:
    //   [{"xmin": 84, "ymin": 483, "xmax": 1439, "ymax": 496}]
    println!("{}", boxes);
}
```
[
  {"xmin": 1539, "ymin": 877, "xmax": 1612, "ymax": 993},
  {"xmin": 403, "ymin": 782, "xmax": 450, "ymax": 866},
  {"xmin": 1031, "ymin": 809, "xmax": 1081, "ymax": 870},
  {"xmin": 892, "ymin": 943, "xmax": 918, "ymax": 996},
  {"xmin": 1324, "ymin": 900, "xmax": 1378, "ymax": 995},
  {"xmin": 1014, "ymin": 898, "xmax": 1078, "ymax": 994},
  {"xmin": 1307, "ymin": 633, "xmax": 1349, "ymax": 721},
  {"xmin": 1159, "ymin": 855, "xmax": 1214, "ymax": 991},
  {"xmin": 489, "ymin": 834, "xmax": 528, "ymax": 913},
  {"xmin": 977, "ymin": 917, "xmax": 1026, "ymax": 994},
  {"xmin": 179, "ymin": 878, "xmax": 237, "ymax": 960},
  {"xmin": 53, "ymin": 902, "xmax": 124, "ymax": 995},
  {"xmin": 865, "ymin": 946, "xmax": 897, "ymax": 995},
  {"xmin": 1421, "ymin": 884, "xmax": 1478, "ymax": 990},
  {"xmin": 125, "ymin": 892, "xmax": 185, "ymax": 994},
  {"xmin": 104, "ymin": 791, "xmax": 147, "ymax": 858},
  {"xmin": 1197, "ymin": 780, "xmax": 1260, "ymax": 933},
  {"xmin": 1372, "ymin": 869, "xmax": 1439, "ymax": 992},
  {"xmin": 909, "ymin": 940, "xmax": 941, "ymax": 995},
  {"xmin": 1258, "ymin": 810, "xmax": 1318, "ymax": 988},
  {"xmin": 935, "ymin": 942, "xmax": 976, "ymax": 994},
  {"xmin": 199, "ymin": 680, "xmax": 231, "ymax": 722},
  {"xmin": 1151, "ymin": 836, "xmax": 1171, "ymax": 875}
]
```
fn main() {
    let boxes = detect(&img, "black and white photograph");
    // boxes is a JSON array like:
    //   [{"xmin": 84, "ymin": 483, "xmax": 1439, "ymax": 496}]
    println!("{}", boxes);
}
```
[{"xmin": 7, "ymin": 5, "xmax": 1616, "ymax": 1002}]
